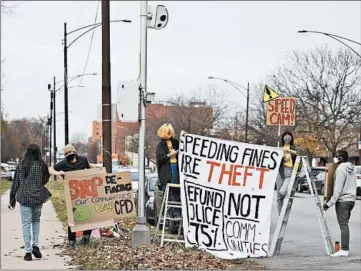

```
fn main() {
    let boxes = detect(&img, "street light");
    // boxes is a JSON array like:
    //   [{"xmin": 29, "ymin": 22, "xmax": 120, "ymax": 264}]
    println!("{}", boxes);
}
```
[
  {"xmin": 208, "ymin": 76, "xmax": 250, "ymax": 142},
  {"xmin": 298, "ymin": 30, "xmax": 361, "ymax": 58},
  {"xmin": 298, "ymin": 29, "xmax": 361, "ymax": 164},
  {"xmin": 63, "ymin": 19, "xmax": 131, "ymax": 145},
  {"xmin": 48, "ymin": 74, "xmax": 94, "ymax": 164}
]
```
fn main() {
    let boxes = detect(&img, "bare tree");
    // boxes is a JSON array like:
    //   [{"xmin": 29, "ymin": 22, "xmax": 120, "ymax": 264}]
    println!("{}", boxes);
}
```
[
  {"xmin": 248, "ymin": 82, "xmax": 280, "ymax": 146},
  {"xmin": 71, "ymin": 133, "xmax": 89, "ymax": 155},
  {"xmin": 271, "ymin": 46, "xmax": 361, "ymax": 156},
  {"xmin": 1, "ymin": 117, "xmax": 48, "ymax": 162}
]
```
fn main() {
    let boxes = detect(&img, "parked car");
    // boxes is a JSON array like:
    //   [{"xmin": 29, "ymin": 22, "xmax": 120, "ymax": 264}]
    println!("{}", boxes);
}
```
[
  {"xmin": 145, "ymin": 173, "xmax": 158, "ymax": 225},
  {"xmin": 355, "ymin": 166, "xmax": 361, "ymax": 196},
  {"xmin": 7, "ymin": 160, "xmax": 17, "ymax": 171},
  {"xmin": 1, "ymin": 163, "xmax": 14, "ymax": 180},
  {"xmin": 297, "ymin": 167, "xmax": 326, "ymax": 192},
  {"xmin": 309, "ymin": 171, "xmax": 325, "ymax": 195}
]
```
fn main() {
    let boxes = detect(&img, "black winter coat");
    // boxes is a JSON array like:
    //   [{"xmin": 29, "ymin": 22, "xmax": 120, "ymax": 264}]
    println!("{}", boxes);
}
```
[{"xmin": 156, "ymin": 138, "xmax": 179, "ymax": 187}]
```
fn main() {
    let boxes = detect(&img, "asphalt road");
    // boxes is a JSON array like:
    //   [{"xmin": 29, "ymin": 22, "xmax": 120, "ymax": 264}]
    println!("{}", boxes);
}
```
[{"xmin": 257, "ymin": 192, "xmax": 361, "ymax": 270}]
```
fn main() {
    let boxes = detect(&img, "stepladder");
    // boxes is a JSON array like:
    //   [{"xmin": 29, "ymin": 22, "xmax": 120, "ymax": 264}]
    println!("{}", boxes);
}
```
[
  {"xmin": 269, "ymin": 156, "xmax": 334, "ymax": 256},
  {"xmin": 153, "ymin": 183, "xmax": 184, "ymax": 247}
]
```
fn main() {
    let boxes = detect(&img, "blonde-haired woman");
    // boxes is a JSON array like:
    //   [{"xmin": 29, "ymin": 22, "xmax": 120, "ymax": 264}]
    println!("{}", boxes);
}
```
[
  {"xmin": 156, "ymin": 123, "xmax": 179, "ymax": 189},
  {"xmin": 156, "ymin": 123, "xmax": 181, "ymax": 230}
]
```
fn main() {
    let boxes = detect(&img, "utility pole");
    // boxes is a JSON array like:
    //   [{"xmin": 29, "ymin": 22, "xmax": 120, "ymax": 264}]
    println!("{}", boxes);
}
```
[
  {"xmin": 49, "ymin": 90, "xmax": 53, "ymax": 166},
  {"xmin": 101, "ymin": 0, "xmax": 112, "ymax": 173},
  {"xmin": 53, "ymin": 76, "xmax": 57, "ymax": 165},
  {"xmin": 63, "ymin": 22, "xmax": 69, "ymax": 145},
  {"xmin": 132, "ymin": 0, "xmax": 150, "ymax": 247},
  {"xmin": 245, "ymin": 82, "xmax": 249, "ymax": 142}
]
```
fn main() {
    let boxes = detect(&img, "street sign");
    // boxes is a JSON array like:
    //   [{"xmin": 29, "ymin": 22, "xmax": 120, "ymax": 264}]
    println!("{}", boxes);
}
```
[
  {"xmin": 266, "ymin": 97, "xmax": 296, "ymax": 126},
  {"xmin": 263, "ymin": 85, "xmax": 278, "ymax": 103},
  {"xmin": 116, "ymin": 81, "xmax": 139, "ymax": 123}
]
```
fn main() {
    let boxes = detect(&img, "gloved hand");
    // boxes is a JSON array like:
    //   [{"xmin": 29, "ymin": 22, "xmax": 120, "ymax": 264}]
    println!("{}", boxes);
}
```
[
  {"xmin": 323, "ymin": 203, "xmax": 329, "ymax": 211},
  {"xmin": 9, "ymin": 198, "xmax": 16, "ymax": 210}
]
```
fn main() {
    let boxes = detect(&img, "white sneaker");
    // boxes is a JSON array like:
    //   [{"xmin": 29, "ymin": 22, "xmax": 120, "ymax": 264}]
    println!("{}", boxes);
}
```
[{"xmin": 330, "ymin": 250, "xmax": 349, "ymax": 257}]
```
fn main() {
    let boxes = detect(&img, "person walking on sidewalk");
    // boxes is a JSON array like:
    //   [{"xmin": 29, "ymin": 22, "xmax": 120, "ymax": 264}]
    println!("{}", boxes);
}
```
[
  {"xmin": 276, "ymin": 131, "xmax": 300, "ymax": 215},
  {"xmin": 323, "ymin": 150, "xmax": 357, "ymax": 258},
  {"xmin": 48, "ymin": 144, "xmax": 101, "ymax": 248},
  {"xmin": 9, "ymin": 144, "xmax": 52, "ymax": 261}
]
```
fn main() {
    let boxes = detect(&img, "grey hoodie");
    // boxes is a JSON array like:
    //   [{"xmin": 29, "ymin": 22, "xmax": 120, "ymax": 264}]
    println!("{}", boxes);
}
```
[{"xmin": 327, "ymin": 162, "xmax": 357, "ymax": 207}]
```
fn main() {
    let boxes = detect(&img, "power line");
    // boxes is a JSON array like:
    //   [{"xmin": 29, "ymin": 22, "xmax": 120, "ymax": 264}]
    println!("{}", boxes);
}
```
[{"xmin": 79, "ymin": 1, "xmax": 100, "ymax": 86}]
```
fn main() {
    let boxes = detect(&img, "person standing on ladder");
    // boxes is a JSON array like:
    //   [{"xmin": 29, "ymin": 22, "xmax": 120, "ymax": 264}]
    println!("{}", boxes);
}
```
[
  {"xmin": 323, "ymin": 150, "xmax": 357, "ymax": 258},
  {"xmin": 156, "ymin": 123, "xmax": 180, "ymax": 218},
  {"xmin": 276, "ymin": 131, "xmax": 300, "ymax": 215}
]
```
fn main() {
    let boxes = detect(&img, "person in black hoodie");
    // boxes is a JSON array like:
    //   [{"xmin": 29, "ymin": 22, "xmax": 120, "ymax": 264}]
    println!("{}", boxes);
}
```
[
  {"xmin": 156, "ymin": 123, "xmax": 180, "ymax": 224},
  {"xmin": 276, "ymin": 131, "xmax": 300, "ymax": 215},
  {"xmin": 9, "ymin": 144, "xmax": 52, "ymax": 261}
]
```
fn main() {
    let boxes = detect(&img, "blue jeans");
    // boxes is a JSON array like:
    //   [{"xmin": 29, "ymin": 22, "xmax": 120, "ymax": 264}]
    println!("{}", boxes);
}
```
[{"xmin": 20, "ymin": 204, "xmax": 42, "ymax": 253}]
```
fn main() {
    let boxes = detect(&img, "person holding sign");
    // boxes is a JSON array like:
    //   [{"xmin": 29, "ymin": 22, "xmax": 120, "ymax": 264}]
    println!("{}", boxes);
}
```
[
  {"xmin": 156, "ymin": 123, "xmax": 181, "ymax": 219},
  {"xmin": 9, "ymin": 144, "xmax": 52, "ymax": 261},
  {"xmin": 323, "ymin": 150, "xmax": 357, "ymax": 258},
  {"xmin": 276, "ymin": 131, "xmax": 300, "ymax": 215},
  {"xmin": 48, "ymin": 144, "xmax": 102, "ymax": 248}
]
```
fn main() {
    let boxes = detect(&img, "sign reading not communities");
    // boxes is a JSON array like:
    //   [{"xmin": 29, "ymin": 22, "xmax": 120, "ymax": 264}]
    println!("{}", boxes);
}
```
[{"xmin": 178, "ymin": 132, "xmax": 283, "ymax": 259}]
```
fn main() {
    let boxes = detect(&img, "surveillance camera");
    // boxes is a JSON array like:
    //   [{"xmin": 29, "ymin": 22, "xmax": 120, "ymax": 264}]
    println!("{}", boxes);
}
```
[
  {"xmin": 147, "ymin": 5, "xmax": 169, "ymax": 30},
  {"xmin": 146, "ymin": 92, "xmax": 155, "ymax": 104}
]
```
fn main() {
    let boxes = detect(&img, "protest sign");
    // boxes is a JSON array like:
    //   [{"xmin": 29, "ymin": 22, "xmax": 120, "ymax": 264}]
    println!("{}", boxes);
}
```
[
  {"xmin": 178, "ymin": 132, "xmax": 283, "ymax": 259},
  {"xmin": 64, "ymin": 168, "xmax": 135, "ymax": 232},
  {"xmin": 266, "ymin": 97, "xmax": 296, "ymax": 126}
]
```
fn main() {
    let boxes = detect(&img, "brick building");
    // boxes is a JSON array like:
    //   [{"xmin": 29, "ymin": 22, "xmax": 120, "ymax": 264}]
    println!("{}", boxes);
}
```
[{"xmin": 91, "ymin": 103, "xmax": 213, "ymax": 159}]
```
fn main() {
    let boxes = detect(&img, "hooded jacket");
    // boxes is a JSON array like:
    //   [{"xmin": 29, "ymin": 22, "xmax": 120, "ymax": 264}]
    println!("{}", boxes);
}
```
[{"xmin": 326, "ymin": 162, "xmax": 357, "ymax": 207}]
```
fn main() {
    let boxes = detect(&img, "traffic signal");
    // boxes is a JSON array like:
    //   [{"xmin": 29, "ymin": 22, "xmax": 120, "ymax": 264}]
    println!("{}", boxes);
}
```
[{"xmin": 147, "ymin": 5, "xmax": 169, "ymax": 30}]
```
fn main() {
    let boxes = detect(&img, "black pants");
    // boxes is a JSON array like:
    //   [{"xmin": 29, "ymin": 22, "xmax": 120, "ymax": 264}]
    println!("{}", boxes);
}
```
[
  {"xmin": 68, "ymin": 226, "xmax": 92, "ymax": 242},
  {"xmin": 335, "ymin": 201, "xmax": 355, "ymax": 251}
]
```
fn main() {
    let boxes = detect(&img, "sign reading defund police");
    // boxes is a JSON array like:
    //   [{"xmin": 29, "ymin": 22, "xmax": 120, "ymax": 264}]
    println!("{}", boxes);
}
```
[{"xmin": 179, "ymin": 132, "xmax": 283, "ymax": 259}]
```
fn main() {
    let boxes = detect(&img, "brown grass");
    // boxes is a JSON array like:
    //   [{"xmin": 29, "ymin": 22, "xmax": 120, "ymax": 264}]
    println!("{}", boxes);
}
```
[{"xmin": 1, "ymin": 178, "xmax": 12, "ymax": 195}]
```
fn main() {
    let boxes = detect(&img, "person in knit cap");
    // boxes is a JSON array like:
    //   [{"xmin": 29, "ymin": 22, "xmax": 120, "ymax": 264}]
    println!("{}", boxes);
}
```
[{"xmin": 49, "ymin": 144, "xmax": 101, "ymax": 248}]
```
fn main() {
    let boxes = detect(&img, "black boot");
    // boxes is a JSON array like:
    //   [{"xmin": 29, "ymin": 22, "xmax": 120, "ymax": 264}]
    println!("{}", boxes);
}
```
[
  {"xmin": 24, "ymin": 253, "xmax": 32, "ymax": 261},
  {"xmin": 32, "ymin": 245, "xmax": 42, "ymax": 258},
  {"xmin": 79, "ymin": 236, "xmax": 90, "ymax": 246},
  {"xmin": 68, "ymin": 240, "xmax": 76, "ymax": 249}
]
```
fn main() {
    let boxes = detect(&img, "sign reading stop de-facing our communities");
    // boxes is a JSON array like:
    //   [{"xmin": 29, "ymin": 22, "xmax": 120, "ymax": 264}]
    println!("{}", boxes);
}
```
[
  {"xmin": 178, "ymin": 132, "xmax": 283, "ymax": 259},
  {"xmin": 64, "ymin": 168, "xmax": 136, "ymax": 232},
  {"xmin": 266, "ymin": 97, "xmax": 296, "ymax": 126}
]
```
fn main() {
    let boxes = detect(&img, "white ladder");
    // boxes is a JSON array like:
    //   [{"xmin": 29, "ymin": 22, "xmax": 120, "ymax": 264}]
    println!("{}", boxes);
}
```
[
  {"xmin": 153, "ymin": 183, "xmax": 184, "ymax": 247},
  {"xmin": 269, "ymin": 156, "xmax": 334, "ymax": 256}
]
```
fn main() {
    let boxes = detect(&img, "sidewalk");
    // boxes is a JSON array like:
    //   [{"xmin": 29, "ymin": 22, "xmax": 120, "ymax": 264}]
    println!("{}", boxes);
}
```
[{"xmin": 1, "ymin": 190, "xmax": 72, "ymax": 269}]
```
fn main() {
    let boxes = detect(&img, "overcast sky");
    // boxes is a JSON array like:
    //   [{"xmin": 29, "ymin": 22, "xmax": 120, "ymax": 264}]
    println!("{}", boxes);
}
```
[{"xmin": 1, "ymin": 1, "xmax": 360, "ymax": 149}]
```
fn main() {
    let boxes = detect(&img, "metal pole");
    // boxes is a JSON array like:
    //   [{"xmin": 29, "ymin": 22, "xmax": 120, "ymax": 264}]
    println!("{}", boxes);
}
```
[
  {"xmin": 64, "ymin": 22, "xmax": 69, "ymax": 145},
  {"xmin": 49, "ymin": 91, "xmax": 53, "ymax": 165},
  {"xmin": 132, "ymin": 0, "xmax": 150, "ymax": 247},
  {"xmin": 101, "ymin": 0, "xmax": 112, "ymax": 173},
  {"xmin": 53, "ymin": 76, "xmax": 57, "ymax": 165},
  {"xmin": 245, "ymin": 82, "xmax": 249, "ymax": 142},
  {"xmin": 277, "ymin": 124, "xmax": 281, "ymax": 147}
]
